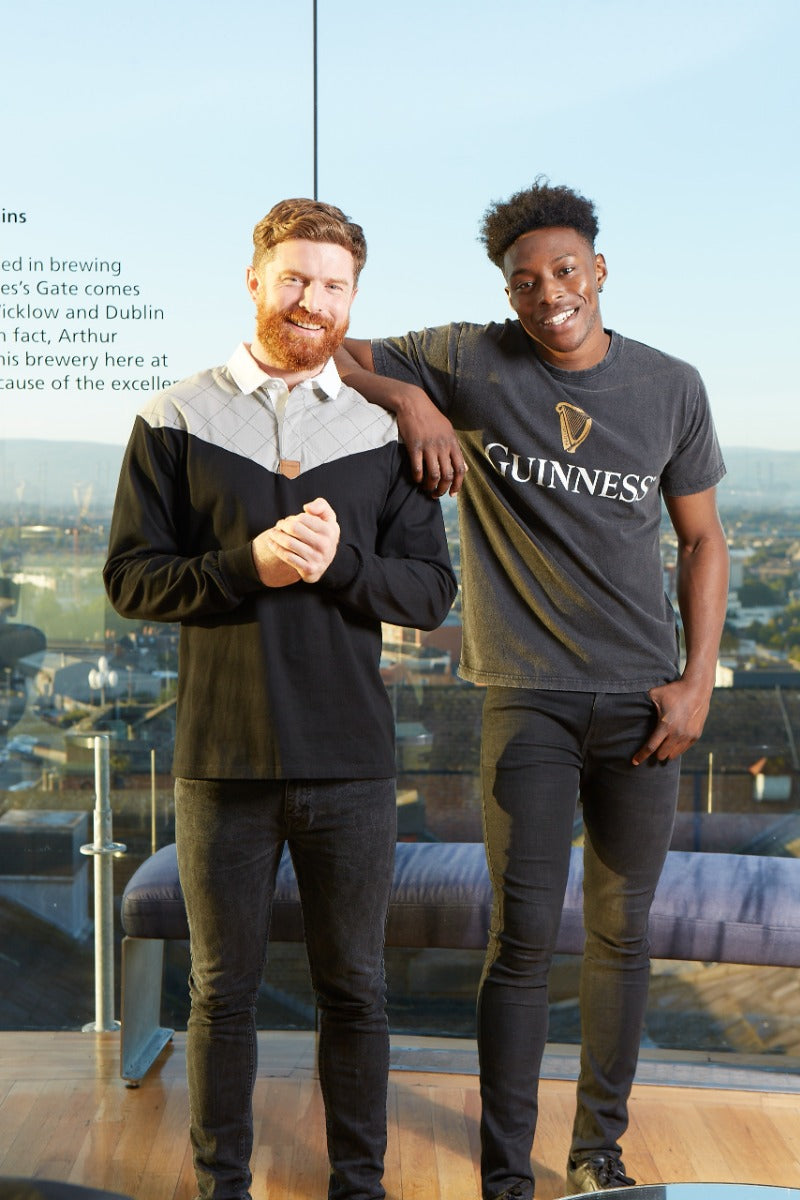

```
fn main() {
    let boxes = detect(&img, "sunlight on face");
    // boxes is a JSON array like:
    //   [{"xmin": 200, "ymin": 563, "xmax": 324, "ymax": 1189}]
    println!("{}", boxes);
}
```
[{"xmin": 249, "ymin": 239, "xmax": 357, "ymax": 372}]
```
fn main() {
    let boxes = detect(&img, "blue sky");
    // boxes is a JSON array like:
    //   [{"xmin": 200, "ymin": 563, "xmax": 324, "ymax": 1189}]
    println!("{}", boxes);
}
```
[{"xmin": 2, "ymin": 0, "xmax": 798, "ymax": 449}]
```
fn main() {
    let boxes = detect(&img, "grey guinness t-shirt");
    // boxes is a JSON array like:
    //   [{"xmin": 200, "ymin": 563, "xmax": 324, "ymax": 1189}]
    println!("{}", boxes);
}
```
[{"xmin": 372, "ymin": 323, "xmax": 726, "ymax": 691}]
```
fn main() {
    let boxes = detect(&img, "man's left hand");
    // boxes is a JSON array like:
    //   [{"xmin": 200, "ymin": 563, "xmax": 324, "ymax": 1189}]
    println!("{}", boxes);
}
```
[{"xmin": 632, "ymin": 679, "xmax": 712, "ymax": 765}]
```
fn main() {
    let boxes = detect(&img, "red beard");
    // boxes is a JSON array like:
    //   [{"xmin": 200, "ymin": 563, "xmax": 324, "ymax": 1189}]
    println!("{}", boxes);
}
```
[{"xmin": 255, "ymin": 304, "xmax": 349, "ymax": 371}]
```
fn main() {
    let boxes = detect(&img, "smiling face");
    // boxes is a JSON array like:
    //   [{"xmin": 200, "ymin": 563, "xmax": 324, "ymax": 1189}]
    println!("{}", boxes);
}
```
[
  {"xmin": 503, "ymin": 226, "xmax": 609, "ymax": 370},
  {"xmin": 246, "ymin": 238, "xmax": 357, "ymax": 381}
]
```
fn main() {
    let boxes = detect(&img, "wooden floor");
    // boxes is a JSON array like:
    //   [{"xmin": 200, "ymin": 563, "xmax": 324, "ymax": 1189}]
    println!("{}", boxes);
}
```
[{"xmin": 1, "ymin": 1032, "xmax": 800, "ymax": 1199}]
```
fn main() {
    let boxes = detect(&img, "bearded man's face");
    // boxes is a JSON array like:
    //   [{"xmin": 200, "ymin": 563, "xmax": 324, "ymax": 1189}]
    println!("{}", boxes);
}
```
[{"xmin": 247, "ymin": 239, "xmax": 356, "ymax": 373}]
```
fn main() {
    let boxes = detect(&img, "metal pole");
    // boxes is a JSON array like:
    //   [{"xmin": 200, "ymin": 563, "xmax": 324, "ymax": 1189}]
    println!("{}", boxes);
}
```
[
  {"xmin": 313, "ymin": 0, "xmax": 318, "ymax": 199},
  {"xmin": 775, "ymin": 684, "xmax": 800, "ymax": 770},
  {"xmin": 81, "ymin": 734, "xmax": 126, "ymax": 1032},
  {"xmin": 151, "ymin": 748, "xmax": 157, "ymax": 856}
]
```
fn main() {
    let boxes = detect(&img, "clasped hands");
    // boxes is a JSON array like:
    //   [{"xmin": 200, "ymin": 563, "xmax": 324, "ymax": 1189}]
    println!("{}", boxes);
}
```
[{"xmin": 252, "ymin": 497, "xmax": 340, "ymax": 588}]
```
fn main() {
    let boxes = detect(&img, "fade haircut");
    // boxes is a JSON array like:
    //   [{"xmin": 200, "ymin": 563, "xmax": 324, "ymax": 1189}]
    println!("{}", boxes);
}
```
[
  {"xmin": 252, "ymin": 198, "xmax": 367, "ymax": 281},
  {"xmin": 480, "ymin": 177, "xmax": 599, "ymax": 269}
]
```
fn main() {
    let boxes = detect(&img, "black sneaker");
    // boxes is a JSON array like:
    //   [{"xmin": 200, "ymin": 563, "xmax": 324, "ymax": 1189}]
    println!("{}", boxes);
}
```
[
  {"xmin": 565, "ymin": 1152, "xmax": 636, "ymax": 1192},
  {"xmin": 491, "ymin": 1186, "xmax": 528, "ymax": 1200}
]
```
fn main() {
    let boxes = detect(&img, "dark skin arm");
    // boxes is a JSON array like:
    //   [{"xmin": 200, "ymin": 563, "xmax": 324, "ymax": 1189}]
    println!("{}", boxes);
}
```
[
  {"xmin": 335, "ymin": 340, "xmax": 467, "ymax": 497},
  {"xmin": 336, "ymin": 344, "xmax": 727, "ymax": 760},
  {"xmin": 633, "ymin": 487, "xmax": 730, "ymax": 764}
]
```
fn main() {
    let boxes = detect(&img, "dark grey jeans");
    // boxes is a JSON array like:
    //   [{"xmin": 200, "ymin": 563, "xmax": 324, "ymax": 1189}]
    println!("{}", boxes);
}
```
[
  {"xmin": 175, "ymin": 777, "xmax": 397, "ymax": 1200},
  {"xmin": 476, "ymin": 689, "xmax": 680, "ymax": 1200}
]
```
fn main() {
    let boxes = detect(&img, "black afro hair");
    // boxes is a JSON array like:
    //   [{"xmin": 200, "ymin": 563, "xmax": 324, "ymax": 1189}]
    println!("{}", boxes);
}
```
[{"xmin": 480, "ymin": 177, "xmax": 599, "ymax": 269}]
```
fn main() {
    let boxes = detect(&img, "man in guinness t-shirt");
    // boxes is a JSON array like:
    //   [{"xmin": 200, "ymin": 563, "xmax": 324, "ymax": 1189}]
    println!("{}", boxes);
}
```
[{"xmin": 335, "ymin": 180, "xmax": 729, "ymax": 1198}]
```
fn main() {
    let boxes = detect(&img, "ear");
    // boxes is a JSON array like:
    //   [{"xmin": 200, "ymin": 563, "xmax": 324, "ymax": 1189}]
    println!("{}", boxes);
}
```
[
  {"xmin": 595, "ymin": 253, "xmax": 608, "ymax": 292},
  {"xmin": 245, "ymin": 265, "xmax": 260, "ymax": 303}
]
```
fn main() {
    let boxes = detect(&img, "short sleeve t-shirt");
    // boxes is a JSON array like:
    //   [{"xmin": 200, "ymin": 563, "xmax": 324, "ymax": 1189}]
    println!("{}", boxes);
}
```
[{"xmin": 372, "ymin": 323, "xmax": 726, "ymax": 692}]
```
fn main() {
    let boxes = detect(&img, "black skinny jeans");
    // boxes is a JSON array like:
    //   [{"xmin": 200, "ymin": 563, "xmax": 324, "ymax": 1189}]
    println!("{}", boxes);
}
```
[
  {"xmin": 477, "ymin": 689, "xmax": 680, "ymax": 1200},
  {"xmin": 175, "ymin": 777, "xmax": 397, "ymax": 1200}
]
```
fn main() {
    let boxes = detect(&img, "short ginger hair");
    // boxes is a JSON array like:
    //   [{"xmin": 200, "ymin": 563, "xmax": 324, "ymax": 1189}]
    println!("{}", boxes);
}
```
[{"xmin": 252, "ymin": 198, "xmax": 367, "ymax": 281}]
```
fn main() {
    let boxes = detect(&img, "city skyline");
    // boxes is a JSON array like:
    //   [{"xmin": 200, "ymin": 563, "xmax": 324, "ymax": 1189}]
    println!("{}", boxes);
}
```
[{"xmin": 2, "ymin": 439, "xmax": 800, "ymax": 514}]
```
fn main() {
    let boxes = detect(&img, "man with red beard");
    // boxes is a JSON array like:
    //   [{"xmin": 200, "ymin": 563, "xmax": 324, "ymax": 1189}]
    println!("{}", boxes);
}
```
[{"xmin": 104, "ymin": 198, "xmax": 456, "ymax": 1200}]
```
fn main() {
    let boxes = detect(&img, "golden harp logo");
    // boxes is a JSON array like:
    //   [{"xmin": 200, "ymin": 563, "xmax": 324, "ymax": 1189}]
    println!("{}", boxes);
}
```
[{"xmin": 555, "ymin": 402, "xmax": 592, "ymax": 453}]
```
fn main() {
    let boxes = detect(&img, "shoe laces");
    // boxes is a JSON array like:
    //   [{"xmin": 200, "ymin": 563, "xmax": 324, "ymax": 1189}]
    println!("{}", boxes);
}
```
[{"xmin": 586, "ymin": 1153, "xmax": 635, "ymax": 1187}]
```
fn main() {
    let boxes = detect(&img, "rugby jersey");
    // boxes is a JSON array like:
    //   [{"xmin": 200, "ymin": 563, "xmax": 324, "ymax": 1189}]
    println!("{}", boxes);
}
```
[{"xmin": 104, "ymin": 344, "xmax": 456, "ymax": 779}]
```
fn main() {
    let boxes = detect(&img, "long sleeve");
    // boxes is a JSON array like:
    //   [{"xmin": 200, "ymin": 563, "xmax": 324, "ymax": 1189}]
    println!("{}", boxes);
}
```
[
  {"xmin": 102, "ymin": 385, "xmax": 456, "ymax": 780},
  {"xmin": 104, "ymin": 416, "xmax": 263, "ymax": 622},
  {"xmin": 320, "ymin": 443, "xmax": 456, "ymax": 631}
]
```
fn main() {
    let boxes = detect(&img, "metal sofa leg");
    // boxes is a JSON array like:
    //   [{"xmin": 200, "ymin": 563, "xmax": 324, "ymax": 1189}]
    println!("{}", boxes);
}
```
[{"xmin": 120, "ymin": 935, "xmax": 174, "ymax": 1086}]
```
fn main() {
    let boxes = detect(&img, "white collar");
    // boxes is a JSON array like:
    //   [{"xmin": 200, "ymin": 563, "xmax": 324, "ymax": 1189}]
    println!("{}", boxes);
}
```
[{"xmin": 226, "ymin": 342, "xmax": 342, "ymax": 400}]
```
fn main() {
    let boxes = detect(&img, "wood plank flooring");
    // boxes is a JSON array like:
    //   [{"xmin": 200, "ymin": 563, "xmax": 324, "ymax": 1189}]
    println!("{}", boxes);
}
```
[{"xmin": 1, "ymin": 1032, "xmax": 799, "ymax": 1199}]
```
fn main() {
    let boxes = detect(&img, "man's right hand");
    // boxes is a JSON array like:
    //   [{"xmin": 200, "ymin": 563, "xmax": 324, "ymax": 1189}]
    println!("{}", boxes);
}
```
[
  {"xmin": 393, "ymin": 385, "xmax": 466, "ymax": 498},
  {"xmin": 251, "ymin": 530, "xmax": 302, "ymax": 588}
]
